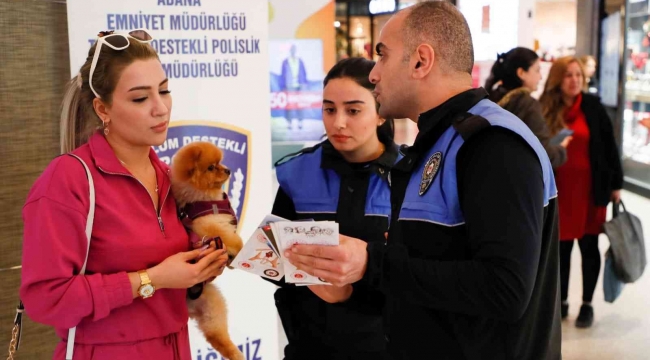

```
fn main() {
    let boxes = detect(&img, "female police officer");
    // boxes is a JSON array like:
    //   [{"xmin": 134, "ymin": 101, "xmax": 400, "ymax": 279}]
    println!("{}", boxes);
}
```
[{"xmin": 270, "ymin": 57, "xmax": 397, "ymax": 360}]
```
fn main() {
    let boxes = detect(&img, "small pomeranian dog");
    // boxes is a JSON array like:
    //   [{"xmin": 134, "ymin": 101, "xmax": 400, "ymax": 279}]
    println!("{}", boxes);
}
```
[{"xmin": 171, "ymin": 141, "xmax": 244, "ymax": 360}]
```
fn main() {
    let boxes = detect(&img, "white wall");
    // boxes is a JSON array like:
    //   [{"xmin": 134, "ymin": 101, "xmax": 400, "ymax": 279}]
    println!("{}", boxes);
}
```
[
  {"xmin": 458, "ymin": 0, "xmax": 519, "ymax": 61},
  {"xmin": 457, "ymin": 0, "xmax": 578, "ymax": 61},
  {"xmin": 518, "ymin": 0, "xmax": 536, "ymax": 49},
  {"xmin": 534, "ymin": 1, "xmax": 577, "ymax": 57}
]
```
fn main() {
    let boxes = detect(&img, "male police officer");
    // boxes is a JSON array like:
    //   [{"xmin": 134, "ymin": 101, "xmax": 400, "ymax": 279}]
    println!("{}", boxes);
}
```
[{"xmin": 284, "ymin": 2, "xmax": 562, "ymax": 359}]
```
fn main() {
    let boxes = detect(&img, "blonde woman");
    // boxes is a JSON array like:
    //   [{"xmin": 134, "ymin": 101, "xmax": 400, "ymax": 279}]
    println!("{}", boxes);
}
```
[
  {"xmin": 540, "ymin": 56, "xmax": 623, "ymax": 328},
  {"xmin": 20, "ymin": 30, "xmax": 227, "ymax": 359}
]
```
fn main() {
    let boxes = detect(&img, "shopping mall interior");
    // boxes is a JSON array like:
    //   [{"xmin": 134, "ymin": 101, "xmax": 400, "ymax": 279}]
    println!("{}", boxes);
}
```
[{"xmin": 0, "ymin": 0, "xmax": 648, "ymax": 359}]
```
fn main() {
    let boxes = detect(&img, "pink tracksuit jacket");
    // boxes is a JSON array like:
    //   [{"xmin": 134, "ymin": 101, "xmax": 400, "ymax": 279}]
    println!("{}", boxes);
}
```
[{"xmin": 20, "ymin": 132, "xmax": 192, "ymax": 360}]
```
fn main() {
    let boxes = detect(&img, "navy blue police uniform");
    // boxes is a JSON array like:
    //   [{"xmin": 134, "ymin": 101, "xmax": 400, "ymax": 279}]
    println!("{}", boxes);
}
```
[
  {"xmin": 363, "ymin": 88, "xmax": 562, "ymax": 360},
  {"xmin": 271, "ymin": 138, "xmax": 401, "ymax": 360}
]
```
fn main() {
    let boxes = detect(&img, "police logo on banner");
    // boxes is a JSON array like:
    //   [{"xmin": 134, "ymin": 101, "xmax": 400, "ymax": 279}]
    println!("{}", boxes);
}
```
[
  {"xmin": 155, "ymin": 121, "xmax": 251, "ymax": 227},
  {"xmin": 419, "ymin": 152, "xmax": 442, "ymax": 196}
]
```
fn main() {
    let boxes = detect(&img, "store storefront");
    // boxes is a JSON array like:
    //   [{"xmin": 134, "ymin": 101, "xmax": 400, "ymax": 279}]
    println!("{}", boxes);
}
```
[
  {"xmin": 334, "ymin": 0, "xmax": 434, "ymax": 61},
  {"xmin": 615, "ymin": 0, "xmax": 650, "ymax": 196}
]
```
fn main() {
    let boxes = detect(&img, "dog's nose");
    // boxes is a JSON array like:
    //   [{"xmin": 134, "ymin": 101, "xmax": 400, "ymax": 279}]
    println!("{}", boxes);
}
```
[{"xmin": 224, "ymin": 168, "xmax": 231, "ymax": 175}]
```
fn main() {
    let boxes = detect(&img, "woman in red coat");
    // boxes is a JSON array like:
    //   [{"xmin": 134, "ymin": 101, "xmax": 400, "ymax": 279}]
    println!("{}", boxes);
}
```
[{"xmin": 540, "ymin": 56, "xmax": 623, "ymax": 328}]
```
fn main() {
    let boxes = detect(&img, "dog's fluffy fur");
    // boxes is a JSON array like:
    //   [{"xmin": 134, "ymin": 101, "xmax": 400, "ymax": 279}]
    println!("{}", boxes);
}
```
[{"xmin": 171, "ymin": 142, "xmax": 244, "ymax": 360}]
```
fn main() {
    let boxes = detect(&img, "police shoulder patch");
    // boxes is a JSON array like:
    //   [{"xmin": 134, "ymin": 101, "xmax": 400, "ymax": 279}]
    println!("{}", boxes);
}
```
[{"xmin": 419, "ymin": 151, "xmax": 442, "ymax": 196}]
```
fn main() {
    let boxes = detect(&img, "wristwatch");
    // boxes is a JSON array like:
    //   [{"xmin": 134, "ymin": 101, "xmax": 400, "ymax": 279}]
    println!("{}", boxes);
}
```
[{"xmin": 137, "ymin": 270, "xmax": 155, "ymax": 299}]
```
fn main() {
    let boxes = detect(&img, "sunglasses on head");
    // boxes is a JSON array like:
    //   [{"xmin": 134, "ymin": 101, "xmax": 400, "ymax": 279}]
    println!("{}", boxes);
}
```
[{"xmin": 88, "ymin": 29, "xmax": 154, "ymax": 99}]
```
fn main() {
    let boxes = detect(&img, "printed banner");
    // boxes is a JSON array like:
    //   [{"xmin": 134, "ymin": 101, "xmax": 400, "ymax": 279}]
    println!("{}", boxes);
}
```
[
  {"xmin": 267, "ymin": 0, "xmax": 335, "ymax": 169},
  {"xmin": 269, "ymin": 39, "xmax": 325, "ymax": 143},
  {"xmin": 66, "ymin": 0, "xmax": 278, "ymax": 359}
]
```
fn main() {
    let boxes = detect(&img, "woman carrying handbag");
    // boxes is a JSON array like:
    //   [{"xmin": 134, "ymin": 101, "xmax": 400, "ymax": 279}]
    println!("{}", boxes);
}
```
[{"xmin": 540, "ymin": 56, "xmax": 624, "ymax": 328}]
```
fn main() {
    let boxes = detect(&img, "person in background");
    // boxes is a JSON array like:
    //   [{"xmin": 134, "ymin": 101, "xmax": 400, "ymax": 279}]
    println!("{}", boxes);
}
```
[
  {"xmin": 486, "ymin": 47, "xmax": 571, "ymax": 168},
  {"xmin": 540, "ymin": 56, "xmax": 623, "ymax": 328},
  {"xmin": 270, "ymin": 57, "xmax": 396, "ymax": 360},
  {"xmin": 581, "ymin": 55, "xmax": 599, "ymax": 94}
]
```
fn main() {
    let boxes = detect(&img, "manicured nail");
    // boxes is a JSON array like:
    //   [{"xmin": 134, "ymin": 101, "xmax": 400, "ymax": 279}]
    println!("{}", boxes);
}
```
[{"xmin": 284, "ymin": 251, "xmax": 291, "ymax": 258}]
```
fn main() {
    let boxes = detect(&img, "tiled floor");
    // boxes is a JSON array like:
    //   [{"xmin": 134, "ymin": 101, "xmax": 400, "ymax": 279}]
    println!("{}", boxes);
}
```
[{"xmin": 561, "ymin": 190, "xmax": 650, "ymax": 360}]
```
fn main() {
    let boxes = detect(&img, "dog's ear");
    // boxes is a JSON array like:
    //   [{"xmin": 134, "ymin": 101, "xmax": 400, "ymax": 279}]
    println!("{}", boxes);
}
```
[
  {"xmin": 177, "ymin": 144, "xmax": 203, "ymax": 177},
  {"xmin": 189, "ymin": 146, "xmax": 203, "ymax": 162},
  {"xmin": 186, "ymin": 146, "xmax": 203, "ymax": 177},
  {"xmin": 189, "ymin": 147, "xmax": 203, "ymax": 176}
]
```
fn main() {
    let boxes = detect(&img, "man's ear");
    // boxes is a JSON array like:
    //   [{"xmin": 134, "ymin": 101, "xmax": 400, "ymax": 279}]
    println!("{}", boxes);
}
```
[{"xmin": 411, "ymin": 44, "xmax": 435, "ymax": 79}]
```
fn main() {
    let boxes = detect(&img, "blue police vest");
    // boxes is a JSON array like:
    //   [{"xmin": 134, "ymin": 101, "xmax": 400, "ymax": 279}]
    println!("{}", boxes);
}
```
[
  {"xmin": 276, "ymin": 146, "xmax": 399, "ymax": 219},
  {"xmin": 399, "ymin": 99, "xmax": 558, "ymax": 226}
]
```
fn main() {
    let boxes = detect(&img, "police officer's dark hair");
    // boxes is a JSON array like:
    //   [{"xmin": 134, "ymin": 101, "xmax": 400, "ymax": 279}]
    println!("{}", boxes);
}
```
[
  {"xmin": 485, "ymin": 47, "xmax": 539, "ymax": 94},
  {"xmin": 323, "ymin": 57, "xmax": 394, "ymax": 142}
]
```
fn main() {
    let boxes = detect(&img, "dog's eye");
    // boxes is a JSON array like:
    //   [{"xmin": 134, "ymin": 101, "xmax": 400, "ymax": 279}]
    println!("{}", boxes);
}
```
[{"xmin": 207, "ymin": 165, "xmax": 215, "ymax": 171}]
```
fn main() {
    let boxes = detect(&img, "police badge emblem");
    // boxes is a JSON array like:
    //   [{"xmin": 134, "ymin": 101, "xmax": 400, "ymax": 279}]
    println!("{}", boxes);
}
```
[{"xmin": 419, "ymin": 152, "xmax": 442, "ymax": 196}]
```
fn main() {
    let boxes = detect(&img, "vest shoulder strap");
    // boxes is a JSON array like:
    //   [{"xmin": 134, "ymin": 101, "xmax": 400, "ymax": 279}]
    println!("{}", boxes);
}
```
[{"xmin": 452, "ymin": 113, "xmax": 492, "ymax": 141}]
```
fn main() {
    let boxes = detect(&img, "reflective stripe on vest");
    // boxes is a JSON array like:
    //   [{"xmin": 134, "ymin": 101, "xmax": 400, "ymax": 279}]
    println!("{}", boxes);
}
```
[{"xmin": 400, "ymin": 99, "xmax": 558, "ymax": 226}]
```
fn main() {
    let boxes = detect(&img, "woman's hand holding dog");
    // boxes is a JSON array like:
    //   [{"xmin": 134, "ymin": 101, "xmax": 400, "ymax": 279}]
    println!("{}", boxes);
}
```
[
  {"xmin": 206, "ymin": 244, "xmax": 230, "ymax": 283},
  {"xmin": 148, "ymin": 243, "xmax": 229, "ymax": 290}
]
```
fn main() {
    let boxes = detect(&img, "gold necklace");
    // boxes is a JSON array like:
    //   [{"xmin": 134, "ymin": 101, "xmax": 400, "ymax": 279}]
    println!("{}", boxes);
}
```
[{"xmin": 119, "ymin": 158, "xmax": 159, "ymax": 193}]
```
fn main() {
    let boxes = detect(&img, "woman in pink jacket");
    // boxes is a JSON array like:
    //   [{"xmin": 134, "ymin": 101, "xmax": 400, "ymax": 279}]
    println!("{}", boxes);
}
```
[{"xmin": 19, "ymin": 30, "xmax": 228, "ymax": 359}]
